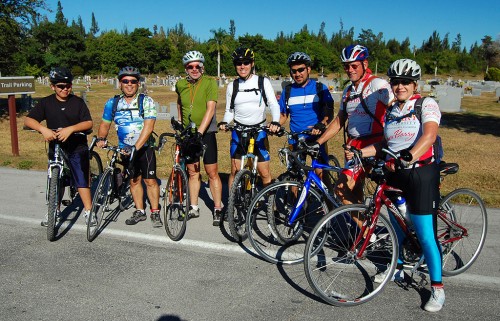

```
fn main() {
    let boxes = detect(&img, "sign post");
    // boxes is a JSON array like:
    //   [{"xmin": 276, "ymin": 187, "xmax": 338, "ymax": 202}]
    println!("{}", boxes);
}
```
[{"xmin": 0, "ymin": 76, "xmax": 36, "ymax": 156}]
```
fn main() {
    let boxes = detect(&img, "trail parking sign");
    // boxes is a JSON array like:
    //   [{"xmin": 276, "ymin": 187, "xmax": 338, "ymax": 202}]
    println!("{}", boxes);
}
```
[{"xmin": 0, "ymin": 76, "xmax": 35, "ymax": 95}]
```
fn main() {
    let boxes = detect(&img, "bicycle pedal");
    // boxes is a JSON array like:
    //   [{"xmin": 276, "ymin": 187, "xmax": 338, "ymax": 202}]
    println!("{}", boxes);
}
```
[{"xmin": 62, "ymin": 199, "xmax": 72, "ymax": 206}]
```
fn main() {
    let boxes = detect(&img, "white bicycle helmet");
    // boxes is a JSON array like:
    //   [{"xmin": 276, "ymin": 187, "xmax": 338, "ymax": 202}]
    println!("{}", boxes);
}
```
[
  {"xmin": 387, "ymin": 59, "xmax": 421, "ymax": 80},
  {"xmin": 182, "ymin": 50, "xmax": 205, "ymax": 65},
  {"xmin": 287, "ymin": 52, "xmax": 312, "ymax": 66},
  {"xmin": 340, "ymin": 45, "xmax": 369, "ymax": 63}
]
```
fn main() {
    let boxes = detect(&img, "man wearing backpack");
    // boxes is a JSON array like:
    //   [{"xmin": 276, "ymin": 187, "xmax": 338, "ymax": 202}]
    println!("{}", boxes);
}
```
[
  {"xmin": 96, "ymin": 66, "xmax": 162, "ymax": 227},
  {"xmin": 278, "ymin": 51, "xmax": 334, "ymax": 166},
  {"xmin": 219, "ymin": 47, "xmax": 281, "ymax": 191},
  {"xmin": 314, "ymin": 45, "xmax": 394, "ymax": 210}
]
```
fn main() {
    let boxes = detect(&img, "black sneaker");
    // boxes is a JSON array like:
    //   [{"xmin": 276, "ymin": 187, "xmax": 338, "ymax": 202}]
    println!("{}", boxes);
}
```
[
  {"xmin": 212, "ymin": 208, "xmax": 223, "ymax": 227},
  {"xmin": 125, "ymin": 210, "xmax": 147, "ymax": 225},
  {"xmin": 150, "ymin": 211, "xmax": 163, "ymax": 228}
]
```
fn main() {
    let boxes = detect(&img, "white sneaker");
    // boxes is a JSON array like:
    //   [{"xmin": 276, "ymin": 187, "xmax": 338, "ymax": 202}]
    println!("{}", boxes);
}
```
[
  {"xmin": 424, "ymin": 286, "xmax": 445, "ymax": 312},
  {"xmin": 373, "ymin": 268, "xmax": 404, "ymax": 283},
  {"xmin": 188, "ymin": 205, "xmax": 200, "ymax": 219},
  {"xmin": 84, "ymin": 210, "xmax": 96, "ymax": 226}
]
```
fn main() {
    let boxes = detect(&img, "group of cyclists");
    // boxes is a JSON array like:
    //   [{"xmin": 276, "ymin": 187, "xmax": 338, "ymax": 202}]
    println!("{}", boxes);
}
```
[{"xmin": 25, "ymin": 43, "xmax": 445, "ymax": 312}]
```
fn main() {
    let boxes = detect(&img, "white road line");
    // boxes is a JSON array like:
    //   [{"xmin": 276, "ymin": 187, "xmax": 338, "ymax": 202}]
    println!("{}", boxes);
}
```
[
  {"xmin": 0, "ymin": 213, "xmax": 248, "ymax": 255},
  {"xmin": 2, "ymin": 213, "xmax": 499, "ymax": 288}
]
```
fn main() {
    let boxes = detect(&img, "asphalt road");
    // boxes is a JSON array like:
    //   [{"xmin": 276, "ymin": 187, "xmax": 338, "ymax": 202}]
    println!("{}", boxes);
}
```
[{"xmin": 1, "ymin": 167, "xmax": 499, "ymax": 321}]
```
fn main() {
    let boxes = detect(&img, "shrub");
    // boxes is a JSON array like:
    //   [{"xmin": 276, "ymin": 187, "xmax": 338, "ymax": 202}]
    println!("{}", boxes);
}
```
[
  {"xmin": 17, "ymin": 160, "xmax": 34, "ymax": 169},
  {"xmin": 484, "ymin": 67, "xmax": 500, "ymax": 81}
]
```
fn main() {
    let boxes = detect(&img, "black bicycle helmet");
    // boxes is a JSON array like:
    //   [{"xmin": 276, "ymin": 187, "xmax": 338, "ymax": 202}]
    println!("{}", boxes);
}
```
[
  {"xmin": 287, "ymin": 52, "xmax": 312, "ymax": 66},
  {"xmin": 387, "ymin": 59, "xmax": 421, "ymax": 81},
  {"xmin": 232, "ymin": 47, "xmax": 255, "ymax": 63},
  {"xmin": 118, "ymin": 66, "xmax": 141, "ymax": 80},
  {"xmin": 49, "ymin": 67, "xmax": 73, "ymax": 84}
]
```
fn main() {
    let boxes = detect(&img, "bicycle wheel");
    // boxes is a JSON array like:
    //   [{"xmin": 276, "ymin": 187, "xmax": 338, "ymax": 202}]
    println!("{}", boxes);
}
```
[
  {"xmin": 87, "ymin": 168, "xmax": 113, "ymax": 242},
  {"xmin": 47, "ymin": 167, "xmax": 62, "ymax": 241},
  {"xmin": 247, "ymin": 180, "xmax": 328, "ymax": 264},
  {"xmin": 438, "ymin": 188, "xmax": 487, "ymax": 276},
  {"xmin": 304, "ymin": 204, "xmax": 398, "ymax": 306},
  {"xmin": 89, "ymin": 151, "xmax": 103, "ymax": 186},
  {"xmin": 325, "ymin": 154, "xmax": 341, "ymax": 186},
  {"xmin": 227, "ymin": 169, "xmax": 254, "ymax": 242},
  {"xmin": 163, "ymin": 165, "xmax": 189, "ymax": 241}
]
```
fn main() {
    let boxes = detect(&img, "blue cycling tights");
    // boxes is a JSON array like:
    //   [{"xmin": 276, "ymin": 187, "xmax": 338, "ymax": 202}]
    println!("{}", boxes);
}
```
[{"xmin": 390, "ymin": 213, "xmax": 442, "ymax": 283}]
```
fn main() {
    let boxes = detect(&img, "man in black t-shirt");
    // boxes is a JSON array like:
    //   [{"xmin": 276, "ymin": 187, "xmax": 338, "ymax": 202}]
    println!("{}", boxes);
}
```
[{"xmin": 25, "ymin": 67, "xmax": 93, "ymax": 226}]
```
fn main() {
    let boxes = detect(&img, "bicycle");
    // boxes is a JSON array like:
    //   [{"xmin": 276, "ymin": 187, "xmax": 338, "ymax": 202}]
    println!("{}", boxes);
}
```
[
  {"xmin": 157, "ymin": 117, "xmax": 202, "ymax": 241},
  {"xmin": 87, "ymin": 139, "xmax": 136, "ymax": 242},
  {"xmin": 276, "ymin": 129, "xmax": 341, "ymax": 186},
  {"xmin": 41, "ymin": 130, "xmax": 101, "ymax": 241},
  {"xmin": 245, "ymin": 144, "xmax": 344, "ymax": 264},
  {"xmin": 223, "ymin": 123, "xmax": 275, "ymax": 242},
  {"xmin": 304, "ymin": 148, "xmax": 487, "ymax": 306}
]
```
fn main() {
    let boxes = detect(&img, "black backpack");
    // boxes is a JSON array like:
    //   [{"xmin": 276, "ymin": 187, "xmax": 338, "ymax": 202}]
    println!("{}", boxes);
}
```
[
  {"xmin": 283, "ymin": 81, "xmax": 334, "ymax": 119},
  {"xmin": 111, "ymin": 93, "xmax": 146, "ymax": 119},
  {"xmin": 230, "ymin": 75, "xmax": 268, "ymax": 110}
]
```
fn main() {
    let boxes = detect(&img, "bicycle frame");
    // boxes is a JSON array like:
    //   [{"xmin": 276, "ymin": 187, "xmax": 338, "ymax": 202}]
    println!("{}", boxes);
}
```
[
  {"xmin": 46, "ymin": 142, "xmax": 67, "ymax": 205},
  {"xmin": 282, "ymin": 147, "xmax": 343, "ymax": 226}
]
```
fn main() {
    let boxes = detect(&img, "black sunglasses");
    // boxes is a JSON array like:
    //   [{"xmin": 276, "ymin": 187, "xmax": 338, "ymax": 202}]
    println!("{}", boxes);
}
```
[
  {"xmin": 291, "ymin": 67, "xmax": 307, "ymax": 74},
  {"xmin": 390, "ymin": 79, "xmax": 413, "ymax": 86},
  {"xmin": 235, "ymin": 61, "xmax": 252, "ymax": 66},
  {"xmin": 55, "ymin": 84, "xmax": 72, "ymax": 89},
  {"xmin": 121, "ymin": 79, "xmax": 139, "ymax": 84},
  {"xmin": 186, "ymin": 65, "xmax": 202, "ymax": 70}
]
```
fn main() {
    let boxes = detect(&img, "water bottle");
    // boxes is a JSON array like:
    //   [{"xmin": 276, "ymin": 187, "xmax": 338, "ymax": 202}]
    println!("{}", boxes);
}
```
[{"xmin": 394, "ymin": 195, "xmax": 412, "ymax": 227}]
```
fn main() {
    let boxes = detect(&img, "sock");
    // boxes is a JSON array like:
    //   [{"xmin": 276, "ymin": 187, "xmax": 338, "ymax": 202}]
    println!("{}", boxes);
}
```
[{"xmin": 191, "ymin": 205, "xmax": 199, "ymax": 210}]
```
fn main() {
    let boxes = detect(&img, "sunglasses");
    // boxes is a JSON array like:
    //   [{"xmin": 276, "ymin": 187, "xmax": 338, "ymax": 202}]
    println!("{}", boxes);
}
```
[
  {"xmin": 186, "ymin": 65, "xmax": 202, "ymax": 70},
  {"xmin": 291, "ymin": 67, "xmax": 307, "ymax": 74},
  {"xmin": 121, "ymin": 79, "xmax": 139, "ymax": 84},
  {"xmin": 235, "ymin": 61, "xmax": 252, "ymax": 66},
  {"xmin": 343, "ymin": 63, "xmax": 361, "ymax": 70},
  {"xmin": 390, "ymin": 79, "xmax": 413, "ymax": 86},
  {"xmin": 55, "ymin": 84, "xmax": 72, "ymax": 90}
]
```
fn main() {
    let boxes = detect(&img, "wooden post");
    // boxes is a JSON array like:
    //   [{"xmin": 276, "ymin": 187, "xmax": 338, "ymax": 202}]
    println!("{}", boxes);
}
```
[{"xmin": 8, "ymin": 94, "xmax": 19, "ymax": 156}]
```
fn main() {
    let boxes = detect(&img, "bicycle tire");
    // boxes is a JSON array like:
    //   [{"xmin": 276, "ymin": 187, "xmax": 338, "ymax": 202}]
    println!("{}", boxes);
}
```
[
  {"xmin": 164, "ymin": 165, "xmax": 189, "ymax": 241},
  {"xmin": 227, "ymin": 169, "xmax": 255, "ymax": 242},
  {"xmin": 326, "ymin": 154, "xmax": 341, "ymax": 185},
  {"xmin": 247, "ymin": 180, "xmax": 328, "ymax": 264},
  {"xmin": 304, "ymin": 204, "xmax": 398, "ymax": 306},
  {"xmin": 438, "ymin": 188, "xmax": 487, "ymax": 276},
  {"xmin": 89, "ymin": 151, "xmax": 103, "ymax": 186},
  {"xmin": 47, "ymin": 167, "xmax": 61, "ymax": 241},
  {"xmin": 87, "ymin": 168, "xmax": 113, "ymax": 242}
]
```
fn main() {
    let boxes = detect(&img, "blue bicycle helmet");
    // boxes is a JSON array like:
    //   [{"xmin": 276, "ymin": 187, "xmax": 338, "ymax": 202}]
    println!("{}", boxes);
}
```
[{"xmin": 340, "ymin": 45, "xmax": 369, "ymax": 63}]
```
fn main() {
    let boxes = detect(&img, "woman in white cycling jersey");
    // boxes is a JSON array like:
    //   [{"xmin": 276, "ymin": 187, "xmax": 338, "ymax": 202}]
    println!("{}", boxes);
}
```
[
  {"xmin": 347, "ymin": 59, "xmax": 445, "ymax": 312},
  {"xmin": 218, "ymin": 47, "xmax": 281, "ymax": 188}
]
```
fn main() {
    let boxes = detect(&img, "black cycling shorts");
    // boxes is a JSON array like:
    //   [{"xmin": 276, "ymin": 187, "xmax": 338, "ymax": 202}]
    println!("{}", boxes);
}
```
[
  {"xmin": 387, "ymin": 162, "xmax": 440, "ymax": 215},
  {"xmin": 124, "ymin": 146, "xmax": 157, "ymax": 179},
  {"xmin": 185, "ymin": 132, "xmax": 218, "ymax": 165}
]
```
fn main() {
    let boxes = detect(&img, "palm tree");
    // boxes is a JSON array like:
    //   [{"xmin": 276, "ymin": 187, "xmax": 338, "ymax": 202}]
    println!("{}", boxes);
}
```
[{"xmin": 208, "ymin": 28, "xmax": 230, "ymax": 86}]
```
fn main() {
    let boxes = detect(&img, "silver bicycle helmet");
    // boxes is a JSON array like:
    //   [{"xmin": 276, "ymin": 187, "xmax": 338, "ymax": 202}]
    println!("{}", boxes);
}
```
[
  {"xmin": 387, "ymin": 59, "xmax": 421, "ymax": 80},
  {"xmin": 182, "ymin": 51, "xmax": 205, "ymax": 65},
  {"xmin": 340, "ymin": 45, "xmax": 369, "ymax": 63},
  {"xmin": 287, "ymin": 52, "xmax": 312, "ymax": 66},
  {"xmin": 118, "ymin": 66, "xmax": 140, "ymax": 80}
]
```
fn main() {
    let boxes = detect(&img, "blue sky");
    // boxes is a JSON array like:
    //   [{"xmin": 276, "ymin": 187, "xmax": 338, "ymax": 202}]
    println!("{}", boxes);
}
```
[{"xmin": 41, "ymin": 0, "xmax": 499, "ymax": 50}]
